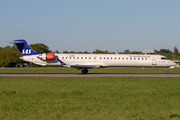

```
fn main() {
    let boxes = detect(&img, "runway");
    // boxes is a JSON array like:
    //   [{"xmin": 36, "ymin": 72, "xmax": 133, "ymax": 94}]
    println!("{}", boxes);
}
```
[{"xmin": 0, "ymin": 73, "xmax": 180, "ymax": 77}]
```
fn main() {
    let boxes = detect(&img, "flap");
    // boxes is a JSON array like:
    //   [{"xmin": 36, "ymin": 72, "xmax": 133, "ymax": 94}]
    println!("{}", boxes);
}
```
[{"xmin": 71, "ymin": 65, "xmax": 100, "ymax": 68}]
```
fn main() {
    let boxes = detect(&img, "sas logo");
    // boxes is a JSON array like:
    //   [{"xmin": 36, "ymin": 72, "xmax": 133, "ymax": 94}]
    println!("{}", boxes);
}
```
[{"xmin": 22, "ymin": 49, "xmax": 31, "ymax": 54}]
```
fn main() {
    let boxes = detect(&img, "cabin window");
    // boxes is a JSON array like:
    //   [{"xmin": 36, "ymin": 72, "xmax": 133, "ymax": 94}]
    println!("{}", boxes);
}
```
[
  {"xmin": 107, "ymin": 57, "xmax": 109, "ymax": 59},
  {"xmin": 111, "ymin": 57, "xmax": 112, "ymax": 59},
  {"xmin": 85, "ymin": 57, "xmax": 87, "ymax": 59},
  {"xmin": 115, "ymin": 57, "xmax": 116, "ymax": 60},
  {"xmin": 100, "ymin": 57, "xmax": 101, "ymax": 59},
  {"xmin": 122, "ymin": 58, "xmax": 124, "ymax": 60},
  {"xmin": 89, "ymin": 57, "xmax": 91, "ymax": 59},
  {"xmin": 119, "ymin": 57, "xmax": 120, "ymax": 60},
  {"xmin": 74, "ymin": 57, "xmax": 75, "ymax": 59},
  {"xmin": 77, "ymin": 57, "xmax": 79, "ymax": 59},
  {"xmin": 70, "ymin": 57, "xmax": 71, "ymax": 59},
  {"xmin": 138, "ymin": 58, "xmax": 140, "ymax": 60},
  {"xmin": 81, "ymin": 57, "xmax": 83, "ymax": 59},
  {"xmin": 145, "ymin": 58, "xmax": 147, "ymax": 60},
  {"xmin": 126, "ymin": 58, "xmax": 128, "ymax": 60},
  {"xmin": 66, "ymin": 57, "xmax": 67, "ymax": 59},
  {"xmin": 142, "ymin": 58, "xmax": 144, "ymax": 60},
  {"xmin": 134, "ymin": 58, "xmax": 136, "ymax": 60},
  {"xmin": 104, "ymin": 57, "xmax": 105, "ymax": 59},
  {"xmin": 130, "ymin": 58, "xmax": 132, "ymax": 60},
  {"xmin": 94, "ymin": 57, "xmax": 96, "ymax": 59},
  {"xmin": 62, "ymin": 57, "xmax": 64, "ymax": 59}
]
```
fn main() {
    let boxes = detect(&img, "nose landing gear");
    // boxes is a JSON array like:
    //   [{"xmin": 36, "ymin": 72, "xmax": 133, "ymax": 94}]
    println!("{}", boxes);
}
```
[{"xmin": 166, "ymin": 67, "xmax": 169, "ymax": 74}]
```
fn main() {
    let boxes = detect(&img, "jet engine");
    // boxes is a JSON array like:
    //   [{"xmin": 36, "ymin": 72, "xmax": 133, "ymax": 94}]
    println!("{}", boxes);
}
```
[{"xmin": 37, "ymin": 53, "xmax": 55, "ymax": 60}]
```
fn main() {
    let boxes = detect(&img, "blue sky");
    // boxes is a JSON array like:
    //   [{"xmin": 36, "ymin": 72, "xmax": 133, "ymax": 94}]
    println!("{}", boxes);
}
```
[{"xmin": 0, "ymin": 0, "xmax": 180, "ymax": 53}]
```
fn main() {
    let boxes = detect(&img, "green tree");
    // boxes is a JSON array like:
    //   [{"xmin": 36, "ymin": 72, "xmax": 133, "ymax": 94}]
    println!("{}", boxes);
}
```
[
  {"xmin": 55, "ymin": 50, "xmax": 60, "ymax": 53},
  {"xmin": 63, "ymin": 51, "xmax": 69, "ymax": 53},
  {"xmin": 11, "ymin": 44, "xmax": 20, "ymax": 53},
  {"xmin": 131, "ymin": 51, "xmax": 141, "ymax": 54},
  {"xmin": 117, "ymin": 52, "xmax": 123, "ymax": 54},
  {"xmin": 159, "ymin": 49, "xmax": 171, "ymax": 54},
  {"xmin": 69, "ymin": 51, "xmax": 76, "ymax": 53},
  {"xmin": 30, "ymin": 43, "xmax": 52, "ymax": 53},
  {"xmin": 4, "ymin": 45, "xmax": 12, "ymax": 50},
  {"xmin": 166, "ymin": 55, "xmax": 173, "ymax": 59},
  {"xmin": 0, "ymin": 48, "xmax": 21, "ymax": 67},
  {"xmin": 174, "ymin": 55, "xmax": 179, "ymax": 59},
  {"xmin": 77, "ymin": 52, "xmax": 83, "ymax": 53},
  {"xmin": 93, "ymin": 49, "xmax": 109, "ymax": 54},
  {"xmin": 124, "ymin": 49, "xmax": 130, "ymax": 54},
  {"xmin": 173, "ymin": 46, "xmax": 179, "ymax": 56},
  {"xmin": 84, "ymin": 51, "xmax": 91, "ymax": 54}
]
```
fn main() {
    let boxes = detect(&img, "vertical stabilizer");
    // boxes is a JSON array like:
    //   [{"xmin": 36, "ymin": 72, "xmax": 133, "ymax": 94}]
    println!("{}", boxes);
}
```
[{"xmin": 8, "ymin": 39, "xmax": 41, "ymax": 56}]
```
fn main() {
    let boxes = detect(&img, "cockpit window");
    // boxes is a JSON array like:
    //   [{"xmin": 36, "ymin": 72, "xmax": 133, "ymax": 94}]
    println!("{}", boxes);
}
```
[{"xmin": 161, "ymin": 57, "xmax": 169, "ymax": 60}]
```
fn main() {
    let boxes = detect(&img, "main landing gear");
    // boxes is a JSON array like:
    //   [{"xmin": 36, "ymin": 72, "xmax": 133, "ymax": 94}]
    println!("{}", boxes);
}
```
[{"xmin": 82, "ymin": 68, "xmax": 88, "ymax": 74}]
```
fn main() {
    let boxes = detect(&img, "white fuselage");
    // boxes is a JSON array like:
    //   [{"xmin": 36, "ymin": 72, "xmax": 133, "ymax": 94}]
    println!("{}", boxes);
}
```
[{"xmin": 20, "ymin": 54, "xmax": 176, "ymax": 68}]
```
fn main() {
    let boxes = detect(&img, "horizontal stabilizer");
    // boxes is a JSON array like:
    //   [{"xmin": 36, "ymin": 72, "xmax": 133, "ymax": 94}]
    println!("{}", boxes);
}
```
[{"xmin": 6, "ymin": 40, "xmax": 26, "ymax": 44}]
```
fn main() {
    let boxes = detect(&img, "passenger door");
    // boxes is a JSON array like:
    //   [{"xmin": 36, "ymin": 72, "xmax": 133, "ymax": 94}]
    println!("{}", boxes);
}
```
[{"xmin": 152, "ymin": 57, "xmax": 157, "ymax": 65}]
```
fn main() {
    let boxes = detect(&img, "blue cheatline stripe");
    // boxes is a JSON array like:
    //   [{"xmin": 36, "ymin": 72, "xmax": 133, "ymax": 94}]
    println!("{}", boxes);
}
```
[{"xmin": 57, "ymin": 58, "xmax": 66, "ymax": 65}]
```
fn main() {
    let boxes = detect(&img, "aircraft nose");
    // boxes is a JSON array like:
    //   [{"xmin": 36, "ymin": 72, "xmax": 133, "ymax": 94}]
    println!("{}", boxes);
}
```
[
  {"xmin": 173, "ymin": 62, "xmax": 177, "ymax": 66},
  {"xmin": 170, "ymin": 61, "xmax": 177, "ymax": 66}
]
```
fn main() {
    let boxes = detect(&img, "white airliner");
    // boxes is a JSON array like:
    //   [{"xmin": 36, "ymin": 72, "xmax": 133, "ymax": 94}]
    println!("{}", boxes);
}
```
[{"xmin": 8, "ymin": 39, "xmax": 176, "ymax": 74}]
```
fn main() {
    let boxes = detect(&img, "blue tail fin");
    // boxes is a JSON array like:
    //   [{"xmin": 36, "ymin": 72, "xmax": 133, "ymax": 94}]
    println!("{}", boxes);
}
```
[{"xmin": 8, "ymin": 39, "xmax": 41, "ymax": 56}]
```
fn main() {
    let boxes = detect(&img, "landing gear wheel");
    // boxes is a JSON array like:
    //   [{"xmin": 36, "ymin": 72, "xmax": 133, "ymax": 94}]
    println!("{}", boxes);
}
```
[
  {"xmin": 166, "ymin": 68, "xmax": 169, "ymax": 74},
  {"xmin": 82, "ymin": 69, "xmax": 88, "ymax": 74}
]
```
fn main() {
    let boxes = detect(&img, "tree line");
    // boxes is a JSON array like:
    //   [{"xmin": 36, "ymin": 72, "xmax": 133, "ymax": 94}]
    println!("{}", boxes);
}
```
[
  {"xmin": 0, "ymin": 43, "xmax": 52, "ymax": 67},
  {"xmin": 0, "ymin": 43, "xmax": 179, "ymax": 67}
]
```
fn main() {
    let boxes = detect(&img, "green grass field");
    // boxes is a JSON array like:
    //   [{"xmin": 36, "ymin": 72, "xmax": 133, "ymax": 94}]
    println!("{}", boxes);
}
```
[
  {"xmin": 0, "ymin": 67, "xmax": 180, "ymax": 73},
  {"xmin": 0, "ymin": 77, "xmax": 180, "ymax": 120}
]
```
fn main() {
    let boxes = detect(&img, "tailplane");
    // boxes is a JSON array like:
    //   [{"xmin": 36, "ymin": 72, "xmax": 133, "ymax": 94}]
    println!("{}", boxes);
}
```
[{"xmin": 7, "ymin": 39, "xmax": 41, "ymax": 56}]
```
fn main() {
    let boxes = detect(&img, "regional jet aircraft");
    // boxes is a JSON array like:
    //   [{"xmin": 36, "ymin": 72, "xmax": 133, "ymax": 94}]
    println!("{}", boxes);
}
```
[{"xmin": 8, "ymin": 39, "xmax": 176, "ymax": 74}]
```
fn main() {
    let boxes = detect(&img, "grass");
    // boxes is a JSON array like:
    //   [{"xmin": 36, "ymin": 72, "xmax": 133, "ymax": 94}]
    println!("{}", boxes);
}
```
[
  {"xmin": 0, "ymin": 67, "xmax": 180, "ymax": 73},
  {"xmin": 0, "ymin": 77, "xmax": 180, "ymax": 119}
]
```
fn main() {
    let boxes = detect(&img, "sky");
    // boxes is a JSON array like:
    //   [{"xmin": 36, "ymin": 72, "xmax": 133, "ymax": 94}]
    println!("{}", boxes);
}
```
[{"xmin": 0, "ymin": 0, "xmax": 180, "ymax": 53}]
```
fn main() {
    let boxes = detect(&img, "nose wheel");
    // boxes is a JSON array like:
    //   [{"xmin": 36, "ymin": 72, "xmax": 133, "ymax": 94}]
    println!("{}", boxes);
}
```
[
  {"xmin": 166, "ymin": 68, "xmax": 169, "ymax": 74},
  {"xmin": 82, "ymin": 69, "xmax": 88, "ymax": 74}
]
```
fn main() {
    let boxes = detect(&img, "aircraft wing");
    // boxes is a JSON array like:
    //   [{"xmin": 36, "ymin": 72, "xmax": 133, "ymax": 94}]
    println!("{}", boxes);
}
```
[{"xmin": 70, "ymin": 65, "xmax": 100, "ymax": 69}]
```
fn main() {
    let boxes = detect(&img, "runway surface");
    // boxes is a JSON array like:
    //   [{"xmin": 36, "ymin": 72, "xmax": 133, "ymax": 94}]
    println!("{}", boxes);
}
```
[{"xmin": 0, "ymin": 73, "xmax": 180, "ymax": 77}]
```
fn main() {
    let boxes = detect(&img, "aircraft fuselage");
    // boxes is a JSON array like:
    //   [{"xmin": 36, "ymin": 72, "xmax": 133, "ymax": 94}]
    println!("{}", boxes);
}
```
[{"xmin": 20, "ymin": 53, "xmax": 176, "ymax": 68}]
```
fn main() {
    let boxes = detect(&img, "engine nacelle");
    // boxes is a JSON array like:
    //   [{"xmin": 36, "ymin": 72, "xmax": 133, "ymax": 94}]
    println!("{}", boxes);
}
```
[{"xmin": 38, "ymin": 53, "xmax": 55, "ymax": 60}]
